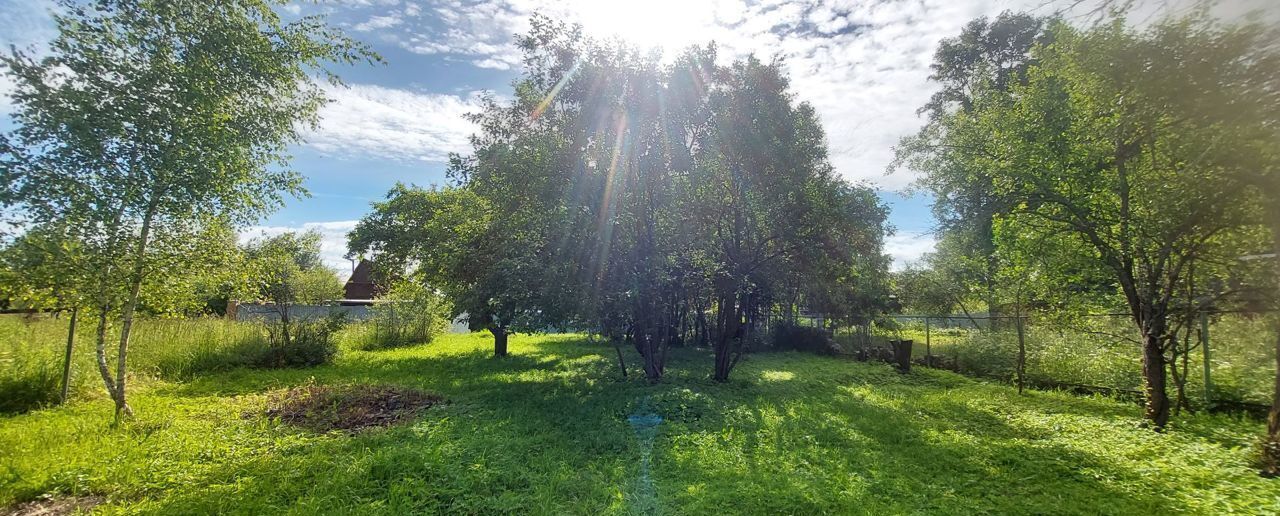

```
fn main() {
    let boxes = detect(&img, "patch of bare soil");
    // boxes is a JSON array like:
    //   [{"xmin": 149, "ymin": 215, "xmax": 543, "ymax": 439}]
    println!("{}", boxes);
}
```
[
  {"xmin": 4, "ymin": 495, "xmax": 103, "ymax": 516},
  {"xmin": 257, "ymin": 384, "xmax": 445, "ymax": 432}
]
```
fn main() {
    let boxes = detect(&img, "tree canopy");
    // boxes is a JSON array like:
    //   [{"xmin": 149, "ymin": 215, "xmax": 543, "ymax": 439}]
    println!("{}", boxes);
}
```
[
  {"xmin": 896, "ymin": 13, "xmax": 1279, "ymax": 429},
  {"xmin": 348, "ymin": 16, "xmax": 890, "ymax": 380}
]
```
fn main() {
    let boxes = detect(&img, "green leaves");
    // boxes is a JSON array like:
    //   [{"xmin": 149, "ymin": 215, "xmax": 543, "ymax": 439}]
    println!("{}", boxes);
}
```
[{"xmin": 0, "ymin": 0, "xmax": 375, "ymax": 412}]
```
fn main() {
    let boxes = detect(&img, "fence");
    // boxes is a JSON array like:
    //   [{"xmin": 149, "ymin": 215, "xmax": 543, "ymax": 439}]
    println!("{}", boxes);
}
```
[
  {"xmin": 228, "ymin": 302, "xmax": 372, "ymax": 322},
  {"xmin": 766, "ymin": 310, "xmax": 1275, "ymax": 415}
]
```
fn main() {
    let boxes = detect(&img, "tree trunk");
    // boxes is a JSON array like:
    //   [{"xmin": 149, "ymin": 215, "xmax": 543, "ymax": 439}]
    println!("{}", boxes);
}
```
[
  {"xmin": 1169, "ymin": 343, "xmax": 1190, "ymax": 416},
  {"xmin": 112, "ymin": 206, "xmax": 156, "ymax": 421},
  {"xmin": 60, "ymin": 308, "xmax": 78, "ymax": 404},
  {"xmin": 279, "ymin": 304, "xmax": 292, "ymax": 367},
  {"xmin": 642, "ymin": 333, "xmax": 661, "ymax": 381},
  {"xmin": 1265, "ymin": 320, "xmax": 1280, "ymax": 477},
  {"xmin": 701, "ymin": 307, "xmax": 711, "ymax": 348},
  {"xmin": 1141, "ymin": 330, "xmax": 1170, "ymax": 430},
  {"xmin": 712, "ymin": 293, "xmax": 740, "ymax": 382},
  {"xmin": 93, "ymin": 304, "xmax": 123, "ymax": 413},
  {"xmin": 492, "ymin": 325, "xmax": 508, "ymax": 357}
]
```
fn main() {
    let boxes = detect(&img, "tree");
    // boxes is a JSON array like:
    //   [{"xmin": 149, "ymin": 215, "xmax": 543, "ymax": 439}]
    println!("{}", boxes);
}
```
[
  {"xmin": 895, "ymin": 12, "xmax": 1047, "ymax": 324},
  {"xmin": 351, "ymin": 17, "xmax": 888, "ymax": 379},
  {"xmin": 1264, "ymin": 199, "xmax": 1280, "ymax": 476},
  {"xmin": 685, "ymin": 57, "xmax": 888, "ymax": 381},
  {"xmin": 441, "ymin": 17, "xmax": 888, "ymax": 381},
  {"xmin": 894, "ymin": 264, "xmax": 963, "ymax": 319},
  {"xmin": 926, "ymin": 15, "xmax": 1273, "ymax": 429},
  {"xmin": 347, "ymin": 185, "xmax": 557, "ymax": 357},
  {"xmin": 242, "ymin": 230, "xmax": 343, "ymax": 350},
  {"xmin": 0, "ymin": 0, "xmax": 376, "ymax": 418}
]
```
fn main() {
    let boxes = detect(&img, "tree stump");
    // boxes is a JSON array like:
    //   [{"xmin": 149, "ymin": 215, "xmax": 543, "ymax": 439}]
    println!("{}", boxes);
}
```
[{"xmin": 892, "ymin": 340, "xmax": 913, "ymax": 373}]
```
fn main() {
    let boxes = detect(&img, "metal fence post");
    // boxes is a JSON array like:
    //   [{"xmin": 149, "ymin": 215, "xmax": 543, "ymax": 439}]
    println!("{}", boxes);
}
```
[
  {"xmin": 924, "ymin": 316, "xmax": 932, "ymax": 365},
  {"xmin": 1200, "ymin": 311, "xmax": 1212, "ymax": 407}
]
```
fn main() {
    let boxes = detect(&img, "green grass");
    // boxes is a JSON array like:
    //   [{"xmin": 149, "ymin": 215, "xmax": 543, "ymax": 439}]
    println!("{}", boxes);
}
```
[{"xmin": 1, "ymin": 331, "xmax": 1276, "ymax": 514}]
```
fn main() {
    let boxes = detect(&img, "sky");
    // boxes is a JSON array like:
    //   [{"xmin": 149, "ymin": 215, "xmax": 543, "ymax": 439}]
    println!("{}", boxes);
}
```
[{"xmin": 1, "ymin": 0, "xmax": 1274, "ymax": 278}]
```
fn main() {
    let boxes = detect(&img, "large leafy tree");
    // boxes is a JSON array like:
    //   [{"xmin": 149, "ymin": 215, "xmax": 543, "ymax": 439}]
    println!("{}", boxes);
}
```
[
  {"xmin": 466, "ymin": 18, "xmax": 888, "ymax": 381},
  {"xmin": 353, "ymin": 17, "xmax": 888, "ymax": 381},
  {"xmin": 927, "ymin": 15, "xmax": 1274, "ymax": 430},
  {"xmin": 895, "ymin": 12, "xmax": 1047, "ymax": 323},
  {"xmin": 346, "ymin": 184, "xmax": 562, "ymax": 357},
  {"xmin": 686, "ymin": 57, "xmax": 888, "ymax": 381},
  {"xmin": 0, "ymin": 0, "xmax": 376, "ymax": 418}
]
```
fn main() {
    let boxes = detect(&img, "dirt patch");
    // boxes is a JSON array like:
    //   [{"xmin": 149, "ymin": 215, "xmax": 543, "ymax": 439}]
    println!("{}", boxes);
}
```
[
  {"xmin": 257, "ymin": 384, "xmax": 445, "ymax": 433},
  {"xmin": 4, "ymin": 495, "xmax": 103, "ymax": 516}
]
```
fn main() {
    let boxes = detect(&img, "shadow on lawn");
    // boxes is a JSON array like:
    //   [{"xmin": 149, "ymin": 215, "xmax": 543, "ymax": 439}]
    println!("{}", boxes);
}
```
[
  {"xmin": 128, "ymin": 339, "xmax": 646, "ymax": 513},
  {"xmin": 130, "ymin": 338, "xmax": 1181, "ymax": 514}
]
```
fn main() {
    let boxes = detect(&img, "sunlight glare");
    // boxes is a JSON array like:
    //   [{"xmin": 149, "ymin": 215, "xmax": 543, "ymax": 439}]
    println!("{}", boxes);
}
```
[{"xmin": 568, "ymin": 0, "xmax": 728, "ymax": 52}]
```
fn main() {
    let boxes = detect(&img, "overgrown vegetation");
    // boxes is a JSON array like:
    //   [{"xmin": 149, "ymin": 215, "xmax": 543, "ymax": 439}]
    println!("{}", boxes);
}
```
[
  {"xmin": 0, "ymin": 0, "xmax": 1276, "ymax": 501},
  {"xmin": 348, "ymin": 283, "xmax": 448, "ymax": 351},
  {"xmin": 0, "ymin": 333, "xmax": 1275, "ymax": 513},
  {"xmin": 0, "ymin": 315, "xmax": 356, "ymax": 414}
]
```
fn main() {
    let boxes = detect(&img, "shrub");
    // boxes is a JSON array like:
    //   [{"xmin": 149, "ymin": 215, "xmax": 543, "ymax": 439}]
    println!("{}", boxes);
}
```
[
  {"xmin": 352, "ymin": 283, "xmax": 447, "ymax": 350},
  {"xmin": 769, "ymin": 323, "xmax": 838, "ymax": 355},
  {"xmin": 259, "ymin": 313, "xmax": 344, "ymax": 368}
]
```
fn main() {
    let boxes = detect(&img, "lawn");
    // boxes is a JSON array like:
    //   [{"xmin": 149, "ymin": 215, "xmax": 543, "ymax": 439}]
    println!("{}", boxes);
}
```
[{"xmin": 1, "ymin": 331, "xmax": 1276, "ymax": 514}]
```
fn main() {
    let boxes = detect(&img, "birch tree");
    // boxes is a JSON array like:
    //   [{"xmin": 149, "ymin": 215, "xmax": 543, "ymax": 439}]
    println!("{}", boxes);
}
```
[{"xmin": 0, "ymin": 0, "xmax": 376, "ymax": 418}]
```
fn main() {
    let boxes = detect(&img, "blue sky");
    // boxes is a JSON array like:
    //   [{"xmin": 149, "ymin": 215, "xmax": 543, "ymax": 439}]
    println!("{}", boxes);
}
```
[{"xmin": 2, "ymin": 0, "xmax": 1270, "ymax": 277}]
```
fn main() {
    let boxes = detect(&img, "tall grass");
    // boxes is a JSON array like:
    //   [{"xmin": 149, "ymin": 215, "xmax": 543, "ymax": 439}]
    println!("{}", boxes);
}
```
[
  {"xmin": 0, "ymin": 315, "xmax": 281, "ymax": 413},
  {"xmin": 890, "ymin": 315, "xmax": 1275, "ymax": 406}
]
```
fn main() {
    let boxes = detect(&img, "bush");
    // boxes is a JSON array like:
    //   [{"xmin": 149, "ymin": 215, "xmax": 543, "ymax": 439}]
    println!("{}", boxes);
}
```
[
  {"xmin": 259, "ymin": 313, "xmax": 344, "ymax": 368},
  {"xmin": 352, "ymin": 283, "xmax": 447, "ymax": 350},
  {"xmin": 769, "ymin": 323, "xmax": 838, "ymax": 355}
]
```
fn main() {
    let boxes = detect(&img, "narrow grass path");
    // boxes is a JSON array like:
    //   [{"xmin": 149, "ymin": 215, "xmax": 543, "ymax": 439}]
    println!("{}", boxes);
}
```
[{"xmin": 0, "ymin": 333, "xmax": 1275, "ymax": 514}]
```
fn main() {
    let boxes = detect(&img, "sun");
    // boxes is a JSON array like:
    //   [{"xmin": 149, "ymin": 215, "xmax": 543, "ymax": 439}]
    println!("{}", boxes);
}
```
[{"xmin": 568, "ymin": 0, "xmax": 726, "ymax": 52}]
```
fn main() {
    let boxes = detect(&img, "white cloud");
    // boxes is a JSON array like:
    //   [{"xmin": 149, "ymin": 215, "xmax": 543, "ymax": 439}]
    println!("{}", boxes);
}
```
[
  {"xmin": 5, "ymin": 0, "xmax": 1276, "ymax": 195},
  {"xmin": 240, "ymin": 220, "xmax": 360, "ymax": 280},
  {"xmin": 304, "ymin": 82, "xmax": 483, "ymax": 162},
  {"xmin": 885, "ymin": 231, "xmax": 936, "ymax": 271},
  {"xmin": 354, "ymin": 14, "xmax": 403, "ymax": 31},
  {"xmin": 349, "ymin": 0, "xmax": 1277, "ymax": 191}
]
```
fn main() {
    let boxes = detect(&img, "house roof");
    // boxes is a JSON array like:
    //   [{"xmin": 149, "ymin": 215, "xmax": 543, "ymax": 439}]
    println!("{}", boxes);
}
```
[{"xmin": 344, "ymin": 259, "xmax": 378, "ymax": 300}]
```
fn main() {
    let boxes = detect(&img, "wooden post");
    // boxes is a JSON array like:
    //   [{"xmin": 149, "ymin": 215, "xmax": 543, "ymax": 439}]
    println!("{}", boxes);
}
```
[
  {"xmin": 1015, "ymin": 315, "xmax": 1026, "ymax": 395},
  {"xmin": 60, "ymin": 308, "xmax": 78, "ymax": 404},
  {"xmin": 1200, "ymin": 311, "xmax": 1212, "ymax": 407}
]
